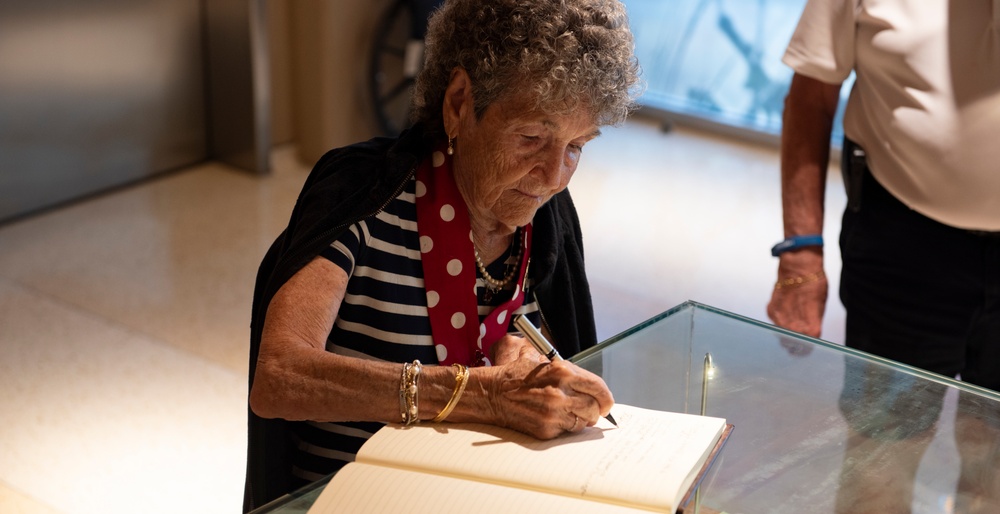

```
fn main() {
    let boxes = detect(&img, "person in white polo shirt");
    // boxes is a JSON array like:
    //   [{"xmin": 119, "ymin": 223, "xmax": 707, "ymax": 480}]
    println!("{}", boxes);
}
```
[{"xmin": 768, "ymin": 1, "xmax": 1000, "ymax": 511}]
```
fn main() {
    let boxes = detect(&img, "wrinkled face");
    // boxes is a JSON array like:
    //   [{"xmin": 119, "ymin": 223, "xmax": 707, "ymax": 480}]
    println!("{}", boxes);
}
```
[{"xmin": 451, "ymin": 94, "xmax": 601, "ymax": 234}]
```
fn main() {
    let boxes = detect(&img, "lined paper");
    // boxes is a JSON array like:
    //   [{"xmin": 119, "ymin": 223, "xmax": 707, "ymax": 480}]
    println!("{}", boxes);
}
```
[
  {"xmin": 352, "ymin": 403, "xmax": 727, "ymax": 511},
  {"xmin": 309, "ymin": 463, "xmax": 657, "ymax": 514}
]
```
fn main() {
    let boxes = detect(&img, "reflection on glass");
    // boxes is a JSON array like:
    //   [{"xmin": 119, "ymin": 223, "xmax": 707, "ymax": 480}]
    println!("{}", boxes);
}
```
[
  {"xmin": 571, "ymin": 302, "xmax": 1000, "ymax": 514},
  {"xmin": 837, "ymin": 360, "xmax": 1000, "ymax": 514},
  {"xmin": 701, "ymin": 352, "xmax": 714, "ymax": 416},
  {"xmin": 625, "ymin": 0, "xmax": 852, "ymax": 142}
]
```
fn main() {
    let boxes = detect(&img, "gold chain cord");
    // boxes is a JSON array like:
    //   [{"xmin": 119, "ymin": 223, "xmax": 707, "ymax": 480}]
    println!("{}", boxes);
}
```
[{"xmin": 774, "ymin": 270, "xmax": 826, "ymax": 290}]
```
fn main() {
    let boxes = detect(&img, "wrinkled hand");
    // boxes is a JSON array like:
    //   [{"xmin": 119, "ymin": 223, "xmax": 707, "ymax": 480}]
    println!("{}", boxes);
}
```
[
  {"xmin": 490, "ymin": 334, "xmax": 547, "ymax": 366},
  {"xmin": 483, "ymin": 335, "xmax": 614, "ymax": 440},
  {"xmin": 767, "ymin": 252, "xmax": 827, "ymax": 351}
]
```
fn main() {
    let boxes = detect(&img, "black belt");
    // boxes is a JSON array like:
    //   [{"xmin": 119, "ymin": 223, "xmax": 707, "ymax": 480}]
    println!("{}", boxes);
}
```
[{"xmin": 968, "ymin": 229, "xmax": 1000, "ymax": 238}]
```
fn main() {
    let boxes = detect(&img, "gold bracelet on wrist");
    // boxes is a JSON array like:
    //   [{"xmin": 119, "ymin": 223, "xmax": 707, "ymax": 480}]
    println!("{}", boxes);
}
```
[
  {"xmin": 774, "ymin": 270, "xmax": 826, "ymax": 289},
  {"xmin": 399, "ymin": 360, "xmax": 422, "ymax": 425},
  {"xmin": 432, "ymin": 364, "xmax": 469, "ymax": 423}
]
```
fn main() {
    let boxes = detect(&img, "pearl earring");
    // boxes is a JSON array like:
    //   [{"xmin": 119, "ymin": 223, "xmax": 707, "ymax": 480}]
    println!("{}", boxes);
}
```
[{"xmin": 447, "ymin": 136, "xmax": 454, "ymax": 156}]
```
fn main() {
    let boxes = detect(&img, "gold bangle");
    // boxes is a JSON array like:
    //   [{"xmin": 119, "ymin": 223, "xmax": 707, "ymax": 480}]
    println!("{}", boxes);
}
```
[
  {"xmin": 432, "ymin": 364, "xmax": 469, "ymax": 423},
  {"xmin": 774, "ymin": 270, "xmax": 826, "ymax": 289}
]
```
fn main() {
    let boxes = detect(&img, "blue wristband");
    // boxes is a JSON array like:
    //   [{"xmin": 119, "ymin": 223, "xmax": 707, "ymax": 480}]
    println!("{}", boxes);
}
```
[{"xmin": 771, "ymin": 234, "xmax": 823, "ymax": 256}]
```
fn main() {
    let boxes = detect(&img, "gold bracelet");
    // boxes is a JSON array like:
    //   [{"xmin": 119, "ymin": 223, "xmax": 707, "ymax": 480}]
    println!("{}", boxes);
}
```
[
  {"xmin": 399, "ymin": 360, "xmax": 422, "ymax": 425},
  {"xmin": 774, "ymin": 270, "xmax": 826, "ymax": 289},
  {"xmin": 432, "ymin": 364, "xmax": 469, "ymax": 423}
]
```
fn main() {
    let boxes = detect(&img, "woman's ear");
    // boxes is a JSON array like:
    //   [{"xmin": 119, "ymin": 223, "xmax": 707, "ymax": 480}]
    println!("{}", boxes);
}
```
[{"xmin": 442, "ymin": 67, "xmax": 473, "ymax": 137}]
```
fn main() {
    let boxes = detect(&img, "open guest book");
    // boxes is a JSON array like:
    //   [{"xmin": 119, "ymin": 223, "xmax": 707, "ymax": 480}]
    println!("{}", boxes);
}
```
[{"xmin": 306, "ymin": 403, "xmax": 733, "ymax": 513}]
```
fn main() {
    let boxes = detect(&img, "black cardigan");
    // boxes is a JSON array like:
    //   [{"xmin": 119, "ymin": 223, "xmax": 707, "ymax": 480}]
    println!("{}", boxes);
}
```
[{"xmin": 243, "ymin": 124, "xmax": 597, "ymax": 511}]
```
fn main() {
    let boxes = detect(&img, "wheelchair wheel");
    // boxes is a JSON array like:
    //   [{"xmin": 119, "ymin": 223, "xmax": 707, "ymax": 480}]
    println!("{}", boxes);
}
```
[{"xmin": 368, "ymin": 0, "xmax": 421, "ymax": 136}]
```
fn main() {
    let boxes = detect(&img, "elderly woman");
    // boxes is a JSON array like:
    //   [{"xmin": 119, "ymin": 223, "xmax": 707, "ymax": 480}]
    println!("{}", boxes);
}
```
[{"xmin": 244, "ymin": 0, "xmax": 641, "ymax": 510}]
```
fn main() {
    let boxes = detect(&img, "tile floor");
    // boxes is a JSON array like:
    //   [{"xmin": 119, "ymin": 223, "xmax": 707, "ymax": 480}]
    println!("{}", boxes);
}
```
[{"xmin": 0, "ymin": 116, "xmax": 847, "ymax": 513}]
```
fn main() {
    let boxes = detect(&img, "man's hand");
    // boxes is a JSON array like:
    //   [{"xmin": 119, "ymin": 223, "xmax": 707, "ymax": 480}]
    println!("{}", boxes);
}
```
[{"xmin": 767, "ymin": 249, "xmax": 827, "ymax": 341}]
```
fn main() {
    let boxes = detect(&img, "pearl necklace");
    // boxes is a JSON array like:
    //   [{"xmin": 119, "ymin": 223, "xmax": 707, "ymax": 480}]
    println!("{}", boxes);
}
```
[{"xmin": 473, "ymin": 229, "xmax": 523, "ymax": 297}]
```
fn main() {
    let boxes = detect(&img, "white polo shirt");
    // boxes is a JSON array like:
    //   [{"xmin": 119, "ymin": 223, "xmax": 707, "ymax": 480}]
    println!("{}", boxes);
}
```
[{"xmin": 783, "ymin": 0, "xmax": 1000, "ymax": 230}]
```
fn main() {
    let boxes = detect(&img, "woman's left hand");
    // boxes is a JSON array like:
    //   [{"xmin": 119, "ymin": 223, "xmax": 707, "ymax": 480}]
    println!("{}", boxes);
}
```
[
  {"xmin": 467, "ymin": 334, "xmax": 615, "ymax": 440},
  {"xmin": 490, "ymin": 334, "xmax": 547, "ymax": 366}
]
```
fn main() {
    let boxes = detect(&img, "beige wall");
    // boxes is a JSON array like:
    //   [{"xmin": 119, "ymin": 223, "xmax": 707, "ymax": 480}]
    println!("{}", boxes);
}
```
[
  {"xmin": 269, "ymin": 0, "xmax": 393, "ymax": 164},
  {"xmin": 268, "ymin": 0, "xmax": 294, "ymax": 145}
]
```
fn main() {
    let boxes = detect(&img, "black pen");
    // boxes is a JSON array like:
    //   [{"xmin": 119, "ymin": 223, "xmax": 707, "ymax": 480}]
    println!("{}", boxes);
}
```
[{"xmin": 513, "ymin": 314, "xmax": 618, "ymax": 427}]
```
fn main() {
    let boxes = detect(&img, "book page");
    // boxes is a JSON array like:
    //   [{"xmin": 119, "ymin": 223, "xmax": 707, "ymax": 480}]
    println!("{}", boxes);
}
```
[
  {"xmin": 356, "ymin": 403, "xmax": 727, "ymax": 512},
  {"xmin": 307, "ymin": 463, "xmax": 653, "ymax": 514}
]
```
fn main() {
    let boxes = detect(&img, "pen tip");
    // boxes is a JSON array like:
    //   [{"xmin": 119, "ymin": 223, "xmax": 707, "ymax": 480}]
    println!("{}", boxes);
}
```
[{"xmin": 606, "ymin": 413, "xmax": 618, "ymax": 427}]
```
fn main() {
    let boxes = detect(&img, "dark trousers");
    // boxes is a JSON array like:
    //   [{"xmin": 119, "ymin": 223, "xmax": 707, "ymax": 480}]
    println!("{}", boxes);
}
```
[
  {"xmin": 839, "ymin": 139, "xmax": 1000, "ymax": 390},
  {"xmin": 835, "ymin": 142, "xmax": 1000, "ymax": 513}
]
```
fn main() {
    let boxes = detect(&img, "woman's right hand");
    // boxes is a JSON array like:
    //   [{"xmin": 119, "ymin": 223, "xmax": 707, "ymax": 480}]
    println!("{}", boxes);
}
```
[{"xmin": 470, "ymin": 335, "xmax": 615, "ymax": 440}]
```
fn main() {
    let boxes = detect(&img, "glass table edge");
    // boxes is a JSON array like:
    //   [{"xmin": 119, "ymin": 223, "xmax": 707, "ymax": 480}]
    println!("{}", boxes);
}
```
[
  {"xmin": 572, "ymin": 300, "xmax": 1000, "ymax": 402},
  {"xmin": 570, "ymin": 301, "xmax": 691, "ymax": 363},
  {"xmin": 248, "ymin": 475, "xmax": 331, "ymax": 514}
]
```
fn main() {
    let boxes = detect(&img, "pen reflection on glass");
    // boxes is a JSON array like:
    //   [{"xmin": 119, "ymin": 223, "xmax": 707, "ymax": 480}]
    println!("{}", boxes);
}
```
[{"xmin": 512, "ymin": 314, "xmax": 618, "ymax": 427}]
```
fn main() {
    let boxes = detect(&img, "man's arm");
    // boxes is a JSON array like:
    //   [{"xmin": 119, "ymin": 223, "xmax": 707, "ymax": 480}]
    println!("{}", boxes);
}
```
[{"xmin": 767, "ymin": 72, "xmax": 842, "ymax": 338}]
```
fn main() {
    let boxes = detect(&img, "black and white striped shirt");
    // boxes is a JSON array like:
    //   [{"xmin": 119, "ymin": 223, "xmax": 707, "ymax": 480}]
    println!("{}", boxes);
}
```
[{"xmin": 290, "ymin": 176, "xmax": 542, "ymax": 484}]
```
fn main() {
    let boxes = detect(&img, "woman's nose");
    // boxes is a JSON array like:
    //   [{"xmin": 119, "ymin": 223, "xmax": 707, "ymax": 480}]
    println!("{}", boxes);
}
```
[{"xmin": 537, "ymin": 146, "xmax": 569, "ymax": 188}]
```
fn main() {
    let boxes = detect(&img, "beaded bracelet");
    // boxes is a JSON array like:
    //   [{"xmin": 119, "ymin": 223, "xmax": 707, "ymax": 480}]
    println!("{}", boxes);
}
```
[
  {"xmin": 399, "ymin": 360, "xmax": 422, "ymax": 425},
  {"xmin": 432, "ymin": 364, "xmax": 470, "ymax": 423}
]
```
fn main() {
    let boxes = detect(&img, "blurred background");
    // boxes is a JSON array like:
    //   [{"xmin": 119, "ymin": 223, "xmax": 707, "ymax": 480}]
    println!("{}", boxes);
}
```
[{"xmin": 0, "ymin": 0, "xmax": 847, "ymax": 512}]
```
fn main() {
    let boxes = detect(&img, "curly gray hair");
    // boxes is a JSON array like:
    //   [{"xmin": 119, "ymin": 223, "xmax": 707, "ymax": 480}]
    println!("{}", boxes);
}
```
[{"xmin": 412, "ymin": 0, "xmax": 642, "ymax": 141}]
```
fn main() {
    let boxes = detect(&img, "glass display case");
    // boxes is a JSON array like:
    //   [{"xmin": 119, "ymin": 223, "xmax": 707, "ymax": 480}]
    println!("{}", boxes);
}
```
[{"xmin": 253, "ymin": 302, "xmax": 1000, "ymax": 513}]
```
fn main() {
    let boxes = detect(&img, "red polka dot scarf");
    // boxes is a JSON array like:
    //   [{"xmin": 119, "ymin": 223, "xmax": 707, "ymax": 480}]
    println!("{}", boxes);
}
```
[{"xmin": 415, "ymin": 147, "xmax": 533, "ymax": 367}]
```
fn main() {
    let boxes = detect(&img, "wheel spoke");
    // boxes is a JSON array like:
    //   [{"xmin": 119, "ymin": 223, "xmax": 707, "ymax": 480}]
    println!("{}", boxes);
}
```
[{"xmin": 379, "ymin": 46, "xmax": 406, "ymax": 58}]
